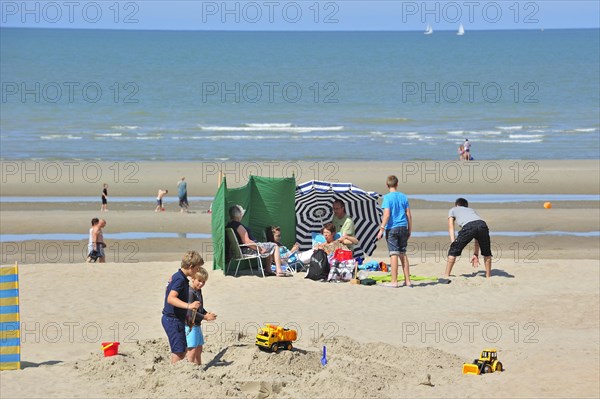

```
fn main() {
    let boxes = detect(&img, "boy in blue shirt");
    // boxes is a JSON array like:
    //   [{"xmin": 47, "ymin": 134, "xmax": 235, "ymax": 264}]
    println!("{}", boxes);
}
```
[
  {"xmin": 162, "ymin": 251, "xmax": 202, "ymax": 363},
  {"xmin": 186, "ymin": 267, "xmax": 217, "ymax": 365},
  {"xmin": 376, "ymin": 175, "xmax": 413, "ymax": 288}
]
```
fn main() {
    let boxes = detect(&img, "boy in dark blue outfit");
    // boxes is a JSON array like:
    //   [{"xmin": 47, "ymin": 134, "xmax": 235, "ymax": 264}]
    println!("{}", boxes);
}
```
[{"xmin": 161, "ymin": 251, "xmax": 202, "ymax": 363}]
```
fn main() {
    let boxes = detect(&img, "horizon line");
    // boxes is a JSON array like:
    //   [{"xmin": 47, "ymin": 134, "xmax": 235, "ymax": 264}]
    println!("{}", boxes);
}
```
[{"xmin": 1, "ymin": 26, "xmax": 599, "ymax": 33}]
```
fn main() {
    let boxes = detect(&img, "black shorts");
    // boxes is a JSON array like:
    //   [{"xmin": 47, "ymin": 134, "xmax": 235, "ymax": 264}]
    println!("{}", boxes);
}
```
[
  {"xmin": 448, "ymin": 220, "xmax": 492, "ymax": 257},
  {"xmin": 102, "ymin": 198, "xmax": 107, "ymax": 204}
]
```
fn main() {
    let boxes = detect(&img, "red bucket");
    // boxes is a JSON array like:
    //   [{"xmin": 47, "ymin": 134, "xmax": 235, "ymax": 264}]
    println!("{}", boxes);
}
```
[{"xmin": 101, "ymin": 342, "xmax": 120, "ymax": 357}]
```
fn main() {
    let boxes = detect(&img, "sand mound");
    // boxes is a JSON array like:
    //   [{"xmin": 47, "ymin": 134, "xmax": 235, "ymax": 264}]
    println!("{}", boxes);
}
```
[{"xmin": 74, "ymin": 335, "xmax": 466, "ymax": 398}]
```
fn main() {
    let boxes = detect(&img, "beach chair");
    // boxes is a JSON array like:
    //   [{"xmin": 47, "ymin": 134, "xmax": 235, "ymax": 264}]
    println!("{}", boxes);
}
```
[{"xmin": 225, "ymin": 228, "xmax": 265, "ymax": 278}]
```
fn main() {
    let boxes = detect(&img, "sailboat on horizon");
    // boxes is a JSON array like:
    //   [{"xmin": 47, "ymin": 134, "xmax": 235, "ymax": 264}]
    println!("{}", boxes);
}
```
[
  {"xmin": 457, "ymin": 23, "xmax": 465, "ymax": 35},
  {"xmin": 424, "ymin": 24, "xmax": 433, "ymax": 35}
]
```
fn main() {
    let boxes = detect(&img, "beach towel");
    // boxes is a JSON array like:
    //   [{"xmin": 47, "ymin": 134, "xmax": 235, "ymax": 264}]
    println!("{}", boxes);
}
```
[
  {"xmin": 359, "ymin": 260, "xmax": 381, "ymax": 271},
  {"xmin": 369, "ymin": 274, "xmax": 438, "ymax": 282}
]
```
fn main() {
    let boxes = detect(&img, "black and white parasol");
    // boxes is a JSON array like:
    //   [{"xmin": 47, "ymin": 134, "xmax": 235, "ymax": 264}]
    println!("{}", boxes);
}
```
[{"xmin": 295, "ymin": 180, "xmax": 383, "ymax": 258}]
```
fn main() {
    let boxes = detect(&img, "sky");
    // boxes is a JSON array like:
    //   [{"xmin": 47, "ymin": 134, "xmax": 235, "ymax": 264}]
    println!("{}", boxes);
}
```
[{"xmin": 0, "ymin": 1, "xmax": 599, "ymax": 31}]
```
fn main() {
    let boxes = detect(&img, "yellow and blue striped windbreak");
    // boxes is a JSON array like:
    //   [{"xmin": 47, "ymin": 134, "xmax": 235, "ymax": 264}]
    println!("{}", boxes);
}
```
[{"xmin": 0, "ymin": 263, "xmax": 20, "ymax": 370}]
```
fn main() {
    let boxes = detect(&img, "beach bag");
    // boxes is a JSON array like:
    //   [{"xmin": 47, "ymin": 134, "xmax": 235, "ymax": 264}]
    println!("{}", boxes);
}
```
[
  {"xmin": 327, "ymin": 259, "xmax": 355, "ymax": 282},
  {"xmin": 333, "ymin": 248, "xmax": 353, "ymax": 262},
  {"xmin": 87, "ymin": 250, "xmax": 100, "ymax": 262},
  {"xmin": 305, "ymin": 249, "xmax": 329, "ymax": 281}
]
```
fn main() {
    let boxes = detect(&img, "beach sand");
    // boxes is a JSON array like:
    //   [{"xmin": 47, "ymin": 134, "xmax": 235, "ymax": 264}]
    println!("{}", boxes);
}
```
[{"xmin": 1, "ymin": 160, "xmax": 598, "ymax": 398}]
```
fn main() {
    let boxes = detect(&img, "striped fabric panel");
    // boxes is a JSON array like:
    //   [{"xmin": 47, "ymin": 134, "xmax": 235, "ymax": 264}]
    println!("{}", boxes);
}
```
[
  {"xmin": 0, "ymin": 321, "xmax": 20, "ymax": 330},
  {"xmin": 0, "ymin": 353, "xmax": 20, "ymax": 363},
  {"xmin": 0, "ymin": 264, "xmax": 20, "ymax": 370},
  {"xmin": 0, "ymin": 313, "xmax": 19, "ymax": 322},
  {"xmin": 0, "ymin": 305, "xmax": 20, "ymax": 315},
  {"xmin": 0, "ymin": 329, "xmax": 20, "ymax": 340},
  {"xmin": 0, "ymin": 281, "xmax": 18, "ymax": 290},
  {"xmin": 0, "ymin": 267, "xmax": 18, "ymax": 276},
  {"xmin": 0, "ymin": 297, "xmax": 19, "ymax": 306},
  {"xmin": 0, "ymin": 289, "xmax": 19, "ymax": 299},
  {"xmin": 0, "ymin": 338, "xmax": 19, "ymax": 347},
  {"xmin": 0, "ymin": 274, "xmax": 18, "ymax": 283},
  {"xmin": 0, "ymin": 361, "xmax": 20, "ymax": 370},
  {"xmin": 0, "ymin": 345, "xmax": 20, "ymax": 355}
]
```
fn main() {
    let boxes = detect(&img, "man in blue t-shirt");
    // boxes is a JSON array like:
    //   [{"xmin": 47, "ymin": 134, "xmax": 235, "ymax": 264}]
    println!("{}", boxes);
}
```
[{"xmin": 376, "ymin": 175, "xmax": 413, "ymax": 288}]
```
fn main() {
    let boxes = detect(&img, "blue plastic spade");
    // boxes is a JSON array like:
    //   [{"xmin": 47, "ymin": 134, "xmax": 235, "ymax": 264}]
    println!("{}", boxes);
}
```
[{"xmin": 321, "ymin": 345, "xmax": 327, "ymax": 366}]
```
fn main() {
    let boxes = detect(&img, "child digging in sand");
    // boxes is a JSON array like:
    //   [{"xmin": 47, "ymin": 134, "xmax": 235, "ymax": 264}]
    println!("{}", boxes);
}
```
[
  {"xmin": 161, "ymin": 251, "xmax": 202, "ymax": 364},
  {"xmin": 186, "ymin": 267, "xmax": 217, "ymax": 365}
]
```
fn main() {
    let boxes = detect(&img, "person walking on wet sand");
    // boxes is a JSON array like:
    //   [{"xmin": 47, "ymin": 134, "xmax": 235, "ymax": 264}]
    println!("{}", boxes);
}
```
[
  {"xmin": 177, "ymin": 177, "xmax": 189, "ymax": 213},
  {"xmin": 155, "ymin": 189, "xmax": 168, "ymax": 212},
  {"xmin": 101, "ymin": 183, "xmax": 109, "ymax": 212},
  {"xmin": 87, "ymin": 218, "xmax": 107, "ymax": 263}
]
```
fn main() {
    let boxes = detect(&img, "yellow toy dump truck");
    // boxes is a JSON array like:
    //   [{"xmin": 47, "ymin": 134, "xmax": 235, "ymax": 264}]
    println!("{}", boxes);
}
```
[
  {"xmin": 255, "ymin": 324, "xmax": 297, "ymax": 352},
  {"xmin": 463, "ymin": 349, "xmax": 504, "ymax": 375}
]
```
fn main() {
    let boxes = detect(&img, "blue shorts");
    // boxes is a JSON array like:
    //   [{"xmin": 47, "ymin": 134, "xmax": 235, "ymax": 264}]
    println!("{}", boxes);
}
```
[
  {"xmin": 386, "ymin": 226, "xmax": 409, "ymax": 255},
  {"xmin": 185, "ymin": 325, "xmax": 205, "ymax": 348},
  {"xmin": 161, "ymin": 315, "xmax": 186, "ymax": 354}
]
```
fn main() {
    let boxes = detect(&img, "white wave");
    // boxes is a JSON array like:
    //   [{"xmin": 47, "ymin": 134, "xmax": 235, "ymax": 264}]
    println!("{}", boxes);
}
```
[
  {"xmin": 40, "ymin": 134, "xmax": 81, "ymax": 140},
  {"xmin": 97, "ymin": 133, "xmax": 123, "ymax": 137},
  {"xmin": 509, "ymin": 134, "xmax": 544, "ymax": 139},
  {"xmin": 493, "ymin": 139, "xmax": 543, "ymax": 143},
  {"xmin": 527, "ymin": 129, "xmax": 545, "ymax": 133},
  {"xmin": 404, "ymin": 134, "xmax": 424, "ymax": 140},
  {"xmin": 190, "ymin": 134, "xmax": 357, "ymax": 141},
  {"xmin": 198, "ymin": 125, "xmax": 343, "ymax": 133},
  {"xmin": 135, "ymin": 136, "xmax": 163, "ymax": 140},
  {"xmin": 447, "ymin": 130, "xmax": 465, "ymax": 135},
  {"xmin": 574, "ymin": 128, "xmax": 597, "ymax": 132},
  {"xmin": 111, "ymin": 125, "xmax": 139, "ymax": 130},
  {"xmin": 468, "ymin": 130, "xmax": 502, "ymax": 136},
  {"xmin": 244, "ymin": 123, "xmax": 292, "ymax": 128},
  {"xmin": 497, "ymin": 126, "xmax": 523, "ymax": 131},
  {"xmin": 195, "ymin": 135, "xmax": 288, "ymax": 140}
]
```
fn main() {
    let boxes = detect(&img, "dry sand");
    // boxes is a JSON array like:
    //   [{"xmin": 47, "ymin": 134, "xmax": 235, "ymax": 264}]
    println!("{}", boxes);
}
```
[{"xmin": 0, "ymin": 160, "xmax": 598, "ymax": 398}]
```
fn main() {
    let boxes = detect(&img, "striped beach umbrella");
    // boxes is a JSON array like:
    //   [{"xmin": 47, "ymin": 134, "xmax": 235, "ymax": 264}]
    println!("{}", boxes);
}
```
[{"xmin": 295, "ymin": 180, "xmax": 383, "ymax": 258}]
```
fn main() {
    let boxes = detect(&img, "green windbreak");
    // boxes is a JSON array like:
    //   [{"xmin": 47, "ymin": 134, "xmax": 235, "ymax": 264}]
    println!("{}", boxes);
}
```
[{"xmin": 210, "ymin": 175, "xmax": 296, "ymax": 272}]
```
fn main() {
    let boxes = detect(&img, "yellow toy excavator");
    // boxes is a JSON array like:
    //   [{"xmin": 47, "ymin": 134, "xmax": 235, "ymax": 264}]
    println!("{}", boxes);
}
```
[{"xmin": 463, "ymin": 349, "xmax": 504, "ymax": 375}]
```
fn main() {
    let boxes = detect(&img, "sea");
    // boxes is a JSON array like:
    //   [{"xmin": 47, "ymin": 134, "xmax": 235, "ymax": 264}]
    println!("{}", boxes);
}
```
[{"xmin": 1, "ymin": 28, "xmax": 598, "ymax": 161}]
